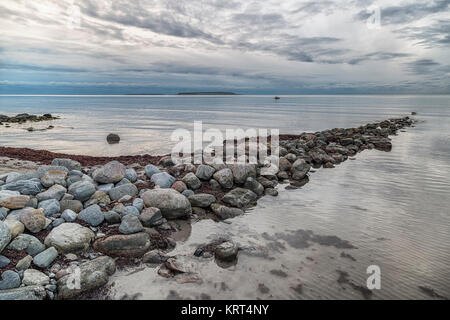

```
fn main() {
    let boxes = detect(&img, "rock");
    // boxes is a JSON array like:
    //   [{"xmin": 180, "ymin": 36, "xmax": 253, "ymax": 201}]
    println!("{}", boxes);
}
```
[
  {"xmin": 171, "ymin": 181, "xmax": 187, "ymax": 193},
  {"xmin": 165, "ymin": 256, "xmax": 197, "ymax": 273},
  {"xmin": 104, "ymin": 211, "xmax": 121, "ymax": 224},
  {"xmin": 61, "ymin": 209, "xmax": 77, "ymax": 222},
  {"xmin": 40, "ymin": 170, "xmax": 68, "ymax": 188},
  {"xmin": 20, "ymin": 209, "xmax": 46, "ymax": 233},
  {"xmin": 36, "ymin": 184, "xmax": 67, "ymax": 202},
  {"xmin": 151, "ymin": 172, "xmax": 176, "ymax": 188},
  {"xmin": 23, "ymin": 269, "xmax": 50, "ymax": 286},
  {"xmin": 182, "ymin": 173, "xmax": 202, "ymax": 190},
  {"xmin": 222, "ymin": 188, "xmax": 257, "ymax": 208},
  {"xmin": 68, "ymin": 181, "xmax": 96, "ymax": 202},
  {"xmin": 211, "ymin": 204, "xmax": 244, "ymax": 220},
  {"xmin": 158, "ymin": 156, "xmax": 175, "ymax": 167},
  {"xmin": 125, "ymin": 168, "xmax": 137, "ymax": 183},
  {"xmin": 3, "ymin": 219, "xmax": 24, "ymax": 238},
  {"xmin": 278, "ymin": 157, "xmax": 292, "ymax": 171},
  {"xmin": 52, "ymin": 218, "xmax": 65, "ymax": 228},
  {"xmin": 0, "ymin": 270, "xmax": 21, "ymax": 290},
  {"xmin": 243, "ymin": 177, "xmax": 264, "ymax": 196},
  {"xmin": 277, "ymin": 171, "xmax": 289, "ymax": 180},
  {"xmin": 97, "ymin": 183, "xmax": 114, "ymax": 193},
  {"xmin": 139, "ymin": 207, "xmax": 163, "ymax": 227},
  {"xmin": 195, "ymin": 165, "xmax": 215, "ymax": 180},
  {"xmin": 108, "ymin": 184, "xmax": 138, "ymax": 201},
  {"xmin": 93, "ymin": 233, "xmax": 151, "ymax": 257},
  {"xmin": 106, "ymin": 133, "xmax": 120, "ymax": 144},
  {"xmin": 0, "ymin": 207, "xmax": 8, "ymax": 220},
  {"xmin": 33, "ymin": 247, "xmax": 58, "ymax": 268},
  {"xmin": 260, "ymin": 163, "xmax": 279, "ymax": 177},
  {"xmin": 51, "ymin": 158, "xmax": 82, "ymax": 171},
  {"xmin": 188, "ymin": 193, "xmax": 216, "ymax": 208},
  {"xmin": 1, "ymin": 180, "xmax": 43, "ymax": 196},
  {"xmin": 215, "ymin": 241, "xmax": 238, "ymax": 261},
  {"xmin": 230, "ymin": 164, "xmax": 256, "ymax": 184},
  {"xmin": 142, "ymin": 250, "xmax": 168, "ymax": 264},
  {"xmin": 291, "ymin": 159, "xmax": 311, "ymax": 180},
  {"xmin": 119, "ymin": 214, "xmax": 144, "ymax": 234},
  {"xmin": 213, "ymin": 168, "xmax": 234, "ymax": 188},
  {"xmin": 285, "ymin": 153, "xmax": 297, "ymax": 162},
  {"xmin": 141, "ymin": 189, "xmax": 192, "ymax": 219},
  {"xmin": 132, "ymin": 198, "xmax": 144, "ymax": 212},
  {"xmin": 118, "ymin": 195, "xmax": 132, "ymax": 203},
  {"xmin": 88, "ymin": 191, "xmax": 111, "ymax": 206},
  {"xmin": 124, "ymin": 206, "xmax": 140, "ymax": 217},
  {"xmin": 265, "ymin": 188, "xmax": 278, "ymax": 196},
  {"xmin": 44, "ymin": 223, "xmax": 95, "ymax": 253},
  {"xmin": 7, "ymin": 234, "xmax": 45, "ymax": 255},
  {"xmin": 59, "ymin": 199, "xmax": 83, "ymax": 213},
  {"xmin": 38, "ymin": 199, "xmax": 60, "ymax": 216},
  {"xmin": 92, "ymin": 161, "xmax": 126, "ymax": 184},
  {"xmin": 115, "ymin": 178, "xmax": 131, "ymax": 187},
  {"xmin": 182, "ymin": 189, "xmax": 194, "ymax": 197},
  {"xmin": 145, "ymin": 164, "xmax": 161, "ymax": 179},
  {"xmin": 57, "ymin": 256, "xmax": 116, "ymax": 299},
  {"xmin": 0, "ymin": 190, "xmax": 30, "ymax": 209},
  {"xmin": 257, "ymin": 176, "xmax": 276, "ymax": 188},
  {"xmin": 79, "ymin": 205, "xmax": 104, "ymax": 227},
  {"xmin": 16, "ymin": 255, "xmax": 33, "ymax": 271},
  {"xmin": 0, "ymin": 255, "xmax": 10, "ymax": 268},
  {"xmin": 0, "ymin": 285, "xmax": 46, "ymax": 300},
  {"xmin": 4, "ymin": 172, "xmax": 21, "ymax": 184}
]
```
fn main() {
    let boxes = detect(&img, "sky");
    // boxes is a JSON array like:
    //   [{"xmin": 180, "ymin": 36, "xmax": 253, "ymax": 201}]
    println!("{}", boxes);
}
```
[{"xmin": 0, "ymin": 0, "xmax": 449, "ymax": 94}]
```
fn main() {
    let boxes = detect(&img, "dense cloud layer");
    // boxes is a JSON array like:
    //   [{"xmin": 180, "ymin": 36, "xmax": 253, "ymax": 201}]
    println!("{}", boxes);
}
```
[{"xmin": 0, "ymin": 0, "xmax": 449, "ymax": 94}]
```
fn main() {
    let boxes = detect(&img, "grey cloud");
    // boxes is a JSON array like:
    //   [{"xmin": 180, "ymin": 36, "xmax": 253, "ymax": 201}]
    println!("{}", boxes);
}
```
[
  {"xmin": 349, "ymin": 51, "xmax": 412, "ymax": 65},
  {"xmin": 404, "ymin": 59, "xmax": 440, "ymax": 75},
  {"xmin": 395, "ymin": 20, "xmax": 450, "ymax": 48}
]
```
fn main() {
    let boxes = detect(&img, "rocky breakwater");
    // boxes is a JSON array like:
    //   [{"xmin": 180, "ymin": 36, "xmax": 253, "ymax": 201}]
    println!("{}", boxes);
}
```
[{"xmin": 0, "ymin": 117, "xmax": 415, "ymax": 299}]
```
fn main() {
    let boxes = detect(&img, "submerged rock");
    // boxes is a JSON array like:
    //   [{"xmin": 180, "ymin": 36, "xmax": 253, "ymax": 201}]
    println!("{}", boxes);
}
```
[{"xmin": 222, "ymin": 188, "xmax": 257, "ymax": 208}]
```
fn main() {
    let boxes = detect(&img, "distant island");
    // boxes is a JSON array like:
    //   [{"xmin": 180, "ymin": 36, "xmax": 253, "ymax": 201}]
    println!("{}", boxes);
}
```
[{"xmin": 177, "ymin": 92, "xmax": 238, "ymax": 95}]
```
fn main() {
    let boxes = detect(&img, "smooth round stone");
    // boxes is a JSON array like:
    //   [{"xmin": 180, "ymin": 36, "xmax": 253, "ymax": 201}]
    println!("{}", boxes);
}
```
[
  {"xmin": 52, "ymin": 218, "xmax": 65, "ymax": 228},
  {"xmin": 125, "ymin": 168, "xmax": 137, "ymax": 183},
  {"xmin": 195, "ymin": 165, "xmax": 215, "ymax": 181},
  {"xmin": 132, "ymin": 198, "xmax": 144, "ymax": 212},
  {"xmin": 0, "ymin": 255, "xmax": 10, "ymax": 268},
  {"xmin": 33, "ymin": 247, "xmax": 58, "ymax": 268},
  {"xmin": 182, "ymin": 190, "xmax": 195, "ymax": 198},
  {"xmin": 104, "ymin": 211, "xmax": 121, "ymax": 224},
  {"xmin": 119, "ymin": 214, "xmax": 143, "ymax": 235},
  {"xmin": 145, "ymin": 164, "xmax": 161, "ymax": 179},
  {"xmin": 22, "ymin": 269, "xmax": 50, "ymax": 286},
  {"xmin": 92, "ymin": 161, "xmax": 126, "ymax": 184},
  {"xmin": 44, "ymin": 223, "xmax": 95, "ymax": 254},
  {"xmin": 150, "ymin": 172, "xmax": 176, "ymax": 189},
  {"xmin": 38, "ymin": 199, "xmax": 61, "ymax": 216},
  {"xmin": 7, "ymin": 234, "xmax": 45, "ymax": 255},
  {"xmin": 124, "ymin": 206, "xmax": 140, "ymax": 217},
  {"xmin": 0, "ymin": 270, "xmax": 21, "ymax": 290}
]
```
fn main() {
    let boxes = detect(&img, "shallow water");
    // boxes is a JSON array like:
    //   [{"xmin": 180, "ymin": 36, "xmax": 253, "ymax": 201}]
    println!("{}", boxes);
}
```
[{"xmin": 1, "ymin": 95, "xmax": 449, "ymax": 299}]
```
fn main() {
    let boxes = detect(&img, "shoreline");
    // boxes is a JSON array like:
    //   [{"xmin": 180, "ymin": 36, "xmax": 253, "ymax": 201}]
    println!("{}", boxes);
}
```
[{"xmin": 0, "ymin": 116, "xmax": 417, "ymax": 300}]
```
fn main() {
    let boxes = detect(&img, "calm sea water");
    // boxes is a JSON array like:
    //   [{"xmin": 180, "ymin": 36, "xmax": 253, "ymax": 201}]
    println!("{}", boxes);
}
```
[{"xmin": 1, "ymin": 95, "xmax": 449, "ymax": 299}]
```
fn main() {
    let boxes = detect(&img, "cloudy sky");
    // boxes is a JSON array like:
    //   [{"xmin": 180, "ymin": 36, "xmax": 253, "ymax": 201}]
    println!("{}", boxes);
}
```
[{"xmin": 0, "ymin": 0, "xmax": 449, "ymax": 94}]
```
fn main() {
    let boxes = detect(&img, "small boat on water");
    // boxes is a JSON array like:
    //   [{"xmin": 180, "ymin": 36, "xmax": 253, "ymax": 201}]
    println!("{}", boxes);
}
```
[{"xmin": 274, "ymin": 96, "xmax": 280, "ymax": 100}]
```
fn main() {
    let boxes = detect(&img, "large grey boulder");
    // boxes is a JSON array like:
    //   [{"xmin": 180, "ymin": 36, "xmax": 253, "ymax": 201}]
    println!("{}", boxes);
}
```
[
  {"xmin": 1, "ymin": 180, "xmax": 43, "ymax": 196},
  {"xmin": 151, "ymin": 172, "xmax": 175, "ymax": 188},
  {"xmin": 230, "ymin": 164, "xmax": 256, "ymax": 184},
  {"xmin": 141, "ymin": 189, "xmax": 191, "ymax": 219},
  {"xmin": 22, "ymin": 269, "xmax": 50, "ymax": 286},
  {"xmin": 222, "ymin": 188, "xmax": 257, "ymax": 208},
  {"xmin": 119, "ymin": 214, "xmax": 143, "ymax": 234},
  {"xmin": 57, "ymin": 256, "xmax": 116, "ymax": 299},
  {"xmin": 19, "ymin": 209, "xmax": 46, "ymax": 233},
  {"xmin": 92, "ymin": 161, "xmax": 126, "ymax": 184},
  {"xmin": 291, "ymin": 159, "xmax": 311, "ymax": 180},
  {"xmin": 108, "ymin": 184, "xmax": 138, "ymax": 201},
  {"xmin": 0, "ymin": 221, "xmax": 11, "ymax": 253},
  {"xmin": 243, "ymin": 177, "xmax": 264, "ymax": 196},
  {"xmin": 188, "ymin": 193, "xmax": 216, "ymax": 208},
  {"xmin": 7, "ymin": 234, "xmax": 45, "ymax": 255},
  {"xmin": 68, "ymin": 180, "xmax": 96, "ymax": 202},
  {"xmin": 79, "ymin": 205, "xmax": 104, "ymax": 227},
  {"xmin": 0, "ymin": 285, "xmax": 46, "ymax": 300},
  {"xmin": 44, "ymin": 223, "xmax": 95, "ymax": 253},
  {"xmin": 51, "ymin": 158, "xmax": 82, "ymax": 171}
]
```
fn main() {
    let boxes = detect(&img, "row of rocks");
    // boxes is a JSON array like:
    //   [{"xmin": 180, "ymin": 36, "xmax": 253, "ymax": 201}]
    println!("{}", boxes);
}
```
[
  {"xmin": 0, "ymin": 116, "xmax": 415, "ymax": 299},
  {"xmin": 0, "ymin": 113, "xmax": 58, "ymax": 125}
]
